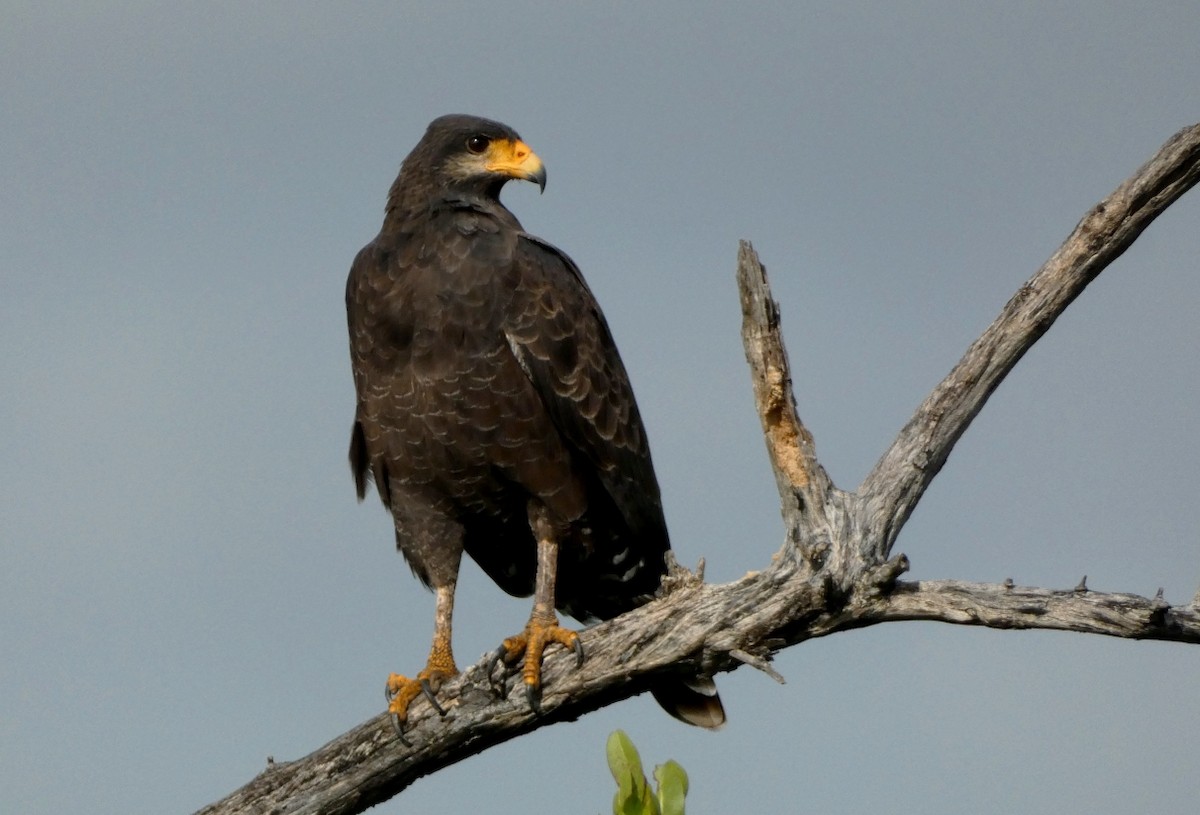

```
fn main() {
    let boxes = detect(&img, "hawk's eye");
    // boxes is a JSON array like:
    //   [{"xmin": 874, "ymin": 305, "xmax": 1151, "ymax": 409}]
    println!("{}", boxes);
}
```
[{"xmin": 466, "ymin": 135, "xmax": 490, "ymax": 154}]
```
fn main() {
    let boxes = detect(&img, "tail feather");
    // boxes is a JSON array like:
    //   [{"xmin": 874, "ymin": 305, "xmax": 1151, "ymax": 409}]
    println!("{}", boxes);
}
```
[{"xmin": 650, "ymin": 677, "xmax": 725, "ymax": 729}]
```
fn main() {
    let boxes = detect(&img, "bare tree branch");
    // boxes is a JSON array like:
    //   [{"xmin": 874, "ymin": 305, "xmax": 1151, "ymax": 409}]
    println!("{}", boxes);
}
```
[
  {"xmin": 737, "ymin": 242, "xmax": 854, "ymax": 574},
  {"xmin": 195, "ymin": 122, "xmax": 1200, "ymax": 815},
  {"xmin": 197, "ymin": 567, "xmax": 1200, "ymax": 815},
  {"xmin": 737, "ymin": 240, "xmax": 834, "ymax": 502},
  {"xmin": 859, "ymin": 123, "xmax": 1200, "ymax": 559},
  {"xmin": 872, "ymin": 580, "xmax": 1200, "ymax": 643}
]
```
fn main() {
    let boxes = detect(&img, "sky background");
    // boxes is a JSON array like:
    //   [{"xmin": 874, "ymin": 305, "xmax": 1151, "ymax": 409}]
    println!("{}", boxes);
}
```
[{"xmin": 3, "ymin": 3, "xmax": 1200, "ymax": 813}]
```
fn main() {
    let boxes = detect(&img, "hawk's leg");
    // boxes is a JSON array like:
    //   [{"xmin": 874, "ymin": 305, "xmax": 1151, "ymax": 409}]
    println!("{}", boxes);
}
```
[
  {"xmin": 492, "ymin": 529, "xmax": 584, "ymax": 711},
  {"xmin": 386, "ymin": 581, "xmax": 459, "ymax": 735}
]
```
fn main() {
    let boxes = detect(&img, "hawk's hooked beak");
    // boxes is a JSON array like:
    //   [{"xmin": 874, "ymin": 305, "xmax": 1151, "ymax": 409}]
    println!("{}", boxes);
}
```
[{"xmin": 485, "ymin": 139, "xmax": 547, "ymax": 193}]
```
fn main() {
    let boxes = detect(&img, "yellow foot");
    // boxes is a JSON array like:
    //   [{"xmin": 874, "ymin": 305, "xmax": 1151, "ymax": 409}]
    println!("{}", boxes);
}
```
[
  {"xmin": 490, "ymin": 615, "xmax": 584, "ymax": 711},
  {"xmin": 385, "ymin": 663, "xmax": 456, "ymax": 741}
]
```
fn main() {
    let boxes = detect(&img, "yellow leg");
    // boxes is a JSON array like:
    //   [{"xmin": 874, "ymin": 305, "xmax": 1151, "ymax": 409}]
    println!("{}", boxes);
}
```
[
  {"xmin": 386, "ymin": 584, "xmax": 459, "ymax": 733},
  {"xmin": 491, "ymin": 531, "xmax": 584, "ymax": 710}
]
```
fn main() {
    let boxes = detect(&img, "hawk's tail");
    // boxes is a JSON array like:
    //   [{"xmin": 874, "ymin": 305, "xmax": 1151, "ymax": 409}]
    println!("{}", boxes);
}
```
[{"xmin": 650, "ymin": 677, "xmax": 725, "ymax": 729}]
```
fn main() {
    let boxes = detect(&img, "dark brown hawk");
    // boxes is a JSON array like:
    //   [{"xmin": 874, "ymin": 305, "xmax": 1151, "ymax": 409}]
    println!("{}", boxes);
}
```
[{"xmin": 346, "ymin": 114, "xmax": 724, "ymax": 733}]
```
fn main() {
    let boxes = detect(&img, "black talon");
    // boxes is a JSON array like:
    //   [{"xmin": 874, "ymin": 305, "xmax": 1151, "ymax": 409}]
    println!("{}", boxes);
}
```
[
  {"xmin": 385, "ymin": 679, "xmax": 410, "ymax": 744},
  {"xmin": 525, "ymin": 682, "xmax": 542, "ymax": 713},
  {"xmin": 487, "ymin": 645, "xmax": 512, "ymax": 697},
  {"xmin": 420, "ymin": 679, "xmax": 446, "ymax": 716},
  {"xmin": 390, "ymin": 713, "xmax": 411, "ymax": 746},
  {"xmin": 487, "ymin": 644, "xmax": 507, "ymax": 675},
  {"xmin": 572, "ymin": 637, "xmax": 585, "ymax": 668}
]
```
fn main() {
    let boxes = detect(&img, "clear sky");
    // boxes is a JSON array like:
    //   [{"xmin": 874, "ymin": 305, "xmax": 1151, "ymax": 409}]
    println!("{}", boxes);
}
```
[{"xmin": 3, "ymin": 3, "xmax": 1199, "ymax": 813}]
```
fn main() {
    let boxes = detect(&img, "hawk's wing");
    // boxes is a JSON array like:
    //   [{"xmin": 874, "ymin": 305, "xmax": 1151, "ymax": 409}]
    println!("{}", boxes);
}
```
[{"xmin": 502, "ymin": 234, "xmax": 668, "ymax": 546}]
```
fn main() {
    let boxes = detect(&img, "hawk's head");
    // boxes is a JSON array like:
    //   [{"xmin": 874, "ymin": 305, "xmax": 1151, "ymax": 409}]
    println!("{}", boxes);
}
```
[{"xmin": 400, "ymin": 114, "xmax": 546, "ymax": 203}]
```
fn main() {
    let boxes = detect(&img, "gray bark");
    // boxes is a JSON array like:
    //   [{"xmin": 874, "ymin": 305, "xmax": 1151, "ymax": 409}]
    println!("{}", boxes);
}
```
[{"xmin": 195, "ymin": 122, "xmax": 1200, "ymax": 815}]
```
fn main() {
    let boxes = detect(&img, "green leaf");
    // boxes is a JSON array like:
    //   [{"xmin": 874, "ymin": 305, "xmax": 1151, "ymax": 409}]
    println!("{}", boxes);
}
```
[
  {"xmin": 606, "ymin": 731, "xmax": 658, "ymax": 815},
  {"xmin": 654, "ymin": 760, "xmax": 689, "ymax": 815},
  {"xmin": 606, "ymin": 730, "xmax": 642, "ymax": 801}
]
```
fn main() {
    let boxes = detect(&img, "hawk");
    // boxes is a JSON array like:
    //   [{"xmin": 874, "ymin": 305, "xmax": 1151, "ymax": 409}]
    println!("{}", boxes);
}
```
[{"xmin": 346, "ymin": 114, "xmax": 724, "ymax": 733}]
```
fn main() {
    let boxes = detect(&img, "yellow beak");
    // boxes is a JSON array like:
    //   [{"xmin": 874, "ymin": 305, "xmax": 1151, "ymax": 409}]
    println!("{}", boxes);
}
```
[{"xmin": 485, "ymin": 139, "xmax": 547, "ymax": 192}]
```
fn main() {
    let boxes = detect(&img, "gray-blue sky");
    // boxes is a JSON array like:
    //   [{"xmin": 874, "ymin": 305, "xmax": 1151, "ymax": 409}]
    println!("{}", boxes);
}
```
[{"xmin": 3, "ymin": 3, "xmax": 1199, "ymax": 813}]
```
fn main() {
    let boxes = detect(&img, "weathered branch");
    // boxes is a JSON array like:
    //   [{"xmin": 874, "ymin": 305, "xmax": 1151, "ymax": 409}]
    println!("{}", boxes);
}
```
[
  {"xmin": 195, "ymin": 568, "xmax": 822, "ymax": 815},
  {"xmin": 737, "ymin": 241, "xmax": 835, "ymax": 504},
  {"xmin": 859, "ymin": 123, "xmax": 1200, "ymax": 559},
  {"xmin": 196, "ymin": 566, "xmax": 1200, "ymax": 815},
  {"xmin": 873, "ymin": 580, "xmax": 1200, "ymax": 643},
  {"xmin": 195, "ymin": 123, "xmax": 1200, "ymax": 815},
  {"xmin": 737, "ymin": 243, "xmax": 855, "ymax": 575}
]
